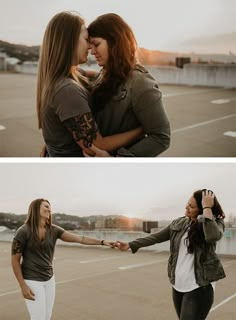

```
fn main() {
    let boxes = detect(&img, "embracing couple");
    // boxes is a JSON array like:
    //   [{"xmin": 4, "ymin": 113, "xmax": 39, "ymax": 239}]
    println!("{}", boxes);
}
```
[{"xmin": 37, "ymin": 11, "xmax": 171, "ymax": 157}]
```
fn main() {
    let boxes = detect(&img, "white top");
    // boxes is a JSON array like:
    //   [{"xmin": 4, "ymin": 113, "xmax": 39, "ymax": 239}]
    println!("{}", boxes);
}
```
[{"xmin": 172, "ymin": 231, "xmax": 199, "ymax": 292}]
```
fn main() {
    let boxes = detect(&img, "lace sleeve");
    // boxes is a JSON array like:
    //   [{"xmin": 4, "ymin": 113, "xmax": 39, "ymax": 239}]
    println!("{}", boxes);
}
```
[
  {"xmin": 11, "ymin": 239, "xmax": 24, "ymax": 255},
  {"xmin": 63, "ymin": 112, "xmax": 98, "ymax": 148}
]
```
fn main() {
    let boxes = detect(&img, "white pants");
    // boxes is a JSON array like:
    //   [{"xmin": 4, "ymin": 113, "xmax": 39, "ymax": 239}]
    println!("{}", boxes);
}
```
[{"xmin": 24, "ymin": 275, "xmax": 55, "ymax": 320}]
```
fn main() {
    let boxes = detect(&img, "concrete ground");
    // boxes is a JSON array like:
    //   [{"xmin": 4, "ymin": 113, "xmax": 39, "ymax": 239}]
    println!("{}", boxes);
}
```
[
  {"xmin": 0, "ymin": 73, "xmax": 235, "ymax": 157},
  {"xmin": 1, "ymin": 242, "xmax": 236, "ymax": 320}
]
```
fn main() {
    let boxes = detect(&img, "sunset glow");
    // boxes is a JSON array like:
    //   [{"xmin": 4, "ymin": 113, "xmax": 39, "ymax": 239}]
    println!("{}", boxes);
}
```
[{"xmin": 0, "ymin": 0, "xmax": 235, "ymax": 53}]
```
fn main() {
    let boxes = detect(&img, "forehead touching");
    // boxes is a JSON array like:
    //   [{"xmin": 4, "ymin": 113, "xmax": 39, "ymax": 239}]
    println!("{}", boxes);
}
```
[
  {"xmin": 80, "ymin": 24, "xmax": 88, "ymax": 37},
  {"xmin": 89, "ymin": 36, "xmax": 104, "ymax": 43}
]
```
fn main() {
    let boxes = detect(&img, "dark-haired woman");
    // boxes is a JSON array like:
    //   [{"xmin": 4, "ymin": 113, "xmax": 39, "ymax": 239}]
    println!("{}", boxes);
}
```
[
  {"xmin": 114, "ymin": 189, "xmax": 226, "ymax": 319},
  {"xmin": 86, "ymin": 13, "xmax": 170, "ymax": 157},
  {"xmin": 11, "ymin": 199, "xmax": 111, "ymax": 319}
]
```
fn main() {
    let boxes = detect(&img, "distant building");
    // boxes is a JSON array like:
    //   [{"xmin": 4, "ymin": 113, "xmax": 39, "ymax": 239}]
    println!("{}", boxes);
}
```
[
  {"xmin": 6, "ymin": 57, "xmax": 21, "ymax": 71},
  {"xmin": 15, "ymin": 61, "xmax": 38, "ymax": 74},
  {"xmin": 176, "ymin": 57, "xmax": 191, "ymax": 68},
  {"xmin": 95, "ymin": 218, "xmax": 106, "ymax": 229},
  {"xmin": 0, "ymin": 52, "xmax": 7, "ymax": 71},
  {"xmin": 143, "ymin": 221, "xmax": 158, "ymax": 233}
]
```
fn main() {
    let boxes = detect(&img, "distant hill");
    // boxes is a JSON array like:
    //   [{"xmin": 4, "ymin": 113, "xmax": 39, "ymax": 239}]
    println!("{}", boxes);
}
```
[
  {"xmin": 2, "ymin": 39, "xmax": 234, "ymax": 67},
  {"xmin": 138, "ymin": 47, "xmax": 236, "ymax": 65},
  {"xmin": 0, "ymin": 212, "xmax": 144, "ymax": 231},
  {"xmin": 0, "ymin": 40, "xmax": 177, "ymax": 65},
  {"xmin": 0, "ymin": 40, "xmax": 39, "ymax": 62}
]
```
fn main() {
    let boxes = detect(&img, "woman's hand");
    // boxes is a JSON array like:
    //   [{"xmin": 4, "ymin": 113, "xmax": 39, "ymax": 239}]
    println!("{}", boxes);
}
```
[
  {"xmin": 21, "ymin": 283, "xmax": 35, "ymax": 300},
  {"xmin": 202, "ymin": 189, "xmax": 214, "ymax": 209},
  {"xmin": 115, "ymin": 241, "xmax": 130, "ymax": 251},
  {"xmin": 76, "ymin": 66, "xmax": 98, "ymax": 78},
  {"xmin": 103, "ymin": 240, "xmax": 116, "ymax": 248},
  {"xmin": 83, "ymin": 144, "xmax": 112, "ymax": 157},
  {"xmin": 40, "ymin": 144, "xmax": 47, "ymax": 157}
]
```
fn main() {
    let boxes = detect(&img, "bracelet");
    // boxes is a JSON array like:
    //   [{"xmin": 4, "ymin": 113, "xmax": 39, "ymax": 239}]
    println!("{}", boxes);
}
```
[
  {"xmin": 203, "ymin": 207, "xmax": 212, "ymax": 210},
  {"xmin": 100, "ymin": 240, "xmax": 104, "ymax": 245}
]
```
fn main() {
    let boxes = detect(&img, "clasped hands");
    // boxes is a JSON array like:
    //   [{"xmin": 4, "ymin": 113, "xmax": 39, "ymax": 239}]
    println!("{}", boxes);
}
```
[
  {"xmin": 105, "ymin": 240, "xmax": 130, "ymax": 251},
  {"xmin": 83, "ymin": 144, "xmax": 111, "ymax": 157}
]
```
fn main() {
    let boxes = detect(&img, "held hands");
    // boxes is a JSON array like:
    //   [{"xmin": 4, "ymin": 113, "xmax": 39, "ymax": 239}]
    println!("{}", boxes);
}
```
[
  {"xmin": 21, "ymin": 283, "xmax": 35, "ymax": 300},
  {"xmin": 108, "ymin": 241, "xmax": 130, "ymax": 251},
  {"xmin": 102, "ymin": 240, "xmax": 116, "ymax": 247},
  {"xmin": 83, "ymin": 144, "xmax": 112, "ymax": 157}
]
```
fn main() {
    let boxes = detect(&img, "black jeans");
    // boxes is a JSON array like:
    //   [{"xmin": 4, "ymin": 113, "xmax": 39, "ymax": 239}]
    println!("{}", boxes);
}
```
[{"xmin": 172, "ymin": 285, "xmax": 214, "ymax": 320}]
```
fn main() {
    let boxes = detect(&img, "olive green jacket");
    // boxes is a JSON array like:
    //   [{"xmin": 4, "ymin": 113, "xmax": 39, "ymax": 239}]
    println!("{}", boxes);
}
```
[
  {"xmin": 95, "ymin": 64, "xmax": 170, "ymax": 157},
  {"xmin": 129, "ymin": 216, "xmax": 226, "ymax": 286}
]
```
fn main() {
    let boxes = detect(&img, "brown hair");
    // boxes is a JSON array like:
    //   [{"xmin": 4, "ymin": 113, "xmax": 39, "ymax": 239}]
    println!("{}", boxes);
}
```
[
  {"xmin": 192, "ymin": 189, "xmax": 225, "ymax": 219},
  {"xmin": 37, "ymin": 11, "xmax": 86, "ymax": 128},
  {"xmin": 88, "ymin": 13, "xmax": 138, "ymax": 111},
  {"xmin": 25, "ymin": 198, "xmax": 51, "ymax": 241},
  {"xmin": 186, "ymin": 189, "xmax": 225, "ymax": 253}
]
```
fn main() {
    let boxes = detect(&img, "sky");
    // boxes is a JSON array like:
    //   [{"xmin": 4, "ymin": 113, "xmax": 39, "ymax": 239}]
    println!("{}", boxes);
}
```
[
  {"xmin": 0, "ymin": 161, "xmax": 235, "ymax": 221},
  {"xmin": 0, "ymin": 0, "xmax": 236, "ymax": 53}
]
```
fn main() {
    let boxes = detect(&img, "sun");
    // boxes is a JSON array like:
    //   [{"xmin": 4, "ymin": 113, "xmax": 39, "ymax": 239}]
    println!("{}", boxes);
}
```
[{"xmin": 124, "ymin": 212, "xmax": 136, "ymax": 219}]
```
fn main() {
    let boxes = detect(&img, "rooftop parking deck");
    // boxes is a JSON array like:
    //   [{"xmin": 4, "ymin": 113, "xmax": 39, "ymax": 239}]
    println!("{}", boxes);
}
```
[
  {"xmin": 0, "ymin": 73, "xmax": 235, "ymax": 157},
  {"xmin": 1, "ymin": 242, "xmax": 236, "ymax": 319}
]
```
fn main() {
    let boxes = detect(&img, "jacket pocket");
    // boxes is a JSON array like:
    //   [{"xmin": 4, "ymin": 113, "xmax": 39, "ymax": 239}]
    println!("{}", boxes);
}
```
[{"xmin": 203, "ymin": 257, "xmax": 226, "ymax": 282}]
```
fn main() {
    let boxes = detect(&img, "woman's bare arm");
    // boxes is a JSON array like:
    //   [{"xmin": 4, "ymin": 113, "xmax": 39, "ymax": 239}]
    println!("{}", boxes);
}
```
[
  {"xmin": 63, "ymin": 113, "xmax": 142, "ymax": 154},
  {"xmin": 11, "ymin": 239, "xmax": 35, "ymax": 300},
  {"xmin": 60, "ymin": 231, "xmax": 110, "ymax": 246}
]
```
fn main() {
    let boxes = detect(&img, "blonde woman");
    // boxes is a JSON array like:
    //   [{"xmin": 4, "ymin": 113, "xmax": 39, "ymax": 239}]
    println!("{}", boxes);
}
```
[
  {"xmin": 11, "ymin": 198, "xmax": 110, "ymax": 319},
  {"xmin": 37, "ymin": 11, "xmax": 141, "ymax": 157}
]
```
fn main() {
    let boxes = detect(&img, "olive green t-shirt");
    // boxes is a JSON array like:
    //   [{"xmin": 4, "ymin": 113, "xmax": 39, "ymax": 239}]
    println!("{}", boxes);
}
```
[
  {"xmin": 14, "ymin": 224, "xmax": 65, "ymax": 281},
  {"xmin": 42, "ymin": 78, "xmax": 97, "ymax": 157}
]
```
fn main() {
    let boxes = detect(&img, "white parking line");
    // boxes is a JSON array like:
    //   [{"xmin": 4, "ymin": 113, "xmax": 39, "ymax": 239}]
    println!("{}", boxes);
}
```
[
  {"xmin": 56, "ymin": 269, "xmax": 117, "ymax": 285},
  {"xmin": 224, "ymin": 131, "xmax": 236, "ymax": 138},
  {"xmin": 0, "ymin": 290, "xmax": 19, "ymax": 297},
  {"xmin": 172, "ymin": 113, "xmax": 236, "ymax": 133},
  {"xmin": 210, "ymin": 292, "xmax": 236, "ymax": 313},
  {"xmin": 211, "ymin": 99, "xmax": 231, "ymax": 104},
  {"xmin": 80, "ymin": 256, "xmax": 122, "ymax": 263},
  {"xmin": 0, "ymin": 270, "xmax": 118, "ymax": 297},
  {"xmin": 118, "ymin": 258, "xmax": 167, "ymax": 270}
]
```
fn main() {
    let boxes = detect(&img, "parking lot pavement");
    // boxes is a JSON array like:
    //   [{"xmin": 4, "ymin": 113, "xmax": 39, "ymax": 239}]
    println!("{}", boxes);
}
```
[
  {"xmin": 1, "ymin": 242, "xmax": 236, "ymax": 319},
  {"xmin": 0, "ymin": 73, "xmax": 235, "ymax": 157}
]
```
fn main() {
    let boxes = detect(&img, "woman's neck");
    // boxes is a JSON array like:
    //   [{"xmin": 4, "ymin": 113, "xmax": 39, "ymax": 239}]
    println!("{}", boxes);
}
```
[{"xmin": 39, "ymin": 219, "xmax": 47, "ymax": 228}]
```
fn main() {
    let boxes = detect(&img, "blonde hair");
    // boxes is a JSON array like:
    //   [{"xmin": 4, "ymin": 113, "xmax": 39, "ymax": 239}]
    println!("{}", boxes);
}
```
[
  {"xmin": 37, "ymin": 11, "xmax": 87, "ymax": 128},
  {"xmin": 25, "ymin": 198, "xmax": 51, "ymax": 241}
]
